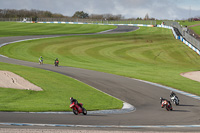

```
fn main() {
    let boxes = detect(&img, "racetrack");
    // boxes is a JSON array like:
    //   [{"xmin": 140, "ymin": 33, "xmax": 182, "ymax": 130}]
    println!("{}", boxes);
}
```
[{"xmin": 0, "ymin": 26, "xmax": 200, "ymax": 132}]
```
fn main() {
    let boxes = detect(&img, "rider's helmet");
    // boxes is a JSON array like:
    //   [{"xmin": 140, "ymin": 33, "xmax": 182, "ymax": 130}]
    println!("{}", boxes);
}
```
[
  {"xmin": 70, "ymin": 97, "xmax": 73, "ymax": 101},
  {"xmin": 160, "ymin": 97, "xmax": 163, "ymax": 100}
]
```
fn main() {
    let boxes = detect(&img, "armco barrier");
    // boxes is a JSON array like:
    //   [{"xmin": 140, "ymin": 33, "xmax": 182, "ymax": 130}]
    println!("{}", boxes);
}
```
[
  {"xmin": 36, "ymin": 21, "xmax": 154, "ymax": 27},
  {"xmin": 157, "ymin": 24, "xmax": 200, "ymax": 55}
]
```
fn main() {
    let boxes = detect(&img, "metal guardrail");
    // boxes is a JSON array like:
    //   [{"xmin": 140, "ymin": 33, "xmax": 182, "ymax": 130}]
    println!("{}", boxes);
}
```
[
  {"xmin": 0, "ymin": 18, "xmax": 32, "ymax": 22},
  {"xmin": 37, "ymin": 18, "xmax": 156, "ymax": 25},
  {"xmin": 163, "ymin": 21, "xmax": 200, "ymax": 51},
  {"xmin": 0, "ymin": 18, "xmax": 22, "ymax": 21}
]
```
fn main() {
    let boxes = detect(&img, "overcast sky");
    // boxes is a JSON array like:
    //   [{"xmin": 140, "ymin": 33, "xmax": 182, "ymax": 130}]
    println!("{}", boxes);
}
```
[{"xmin": 0, "ymin": 0, "xmax": 200, "ymax": 20}]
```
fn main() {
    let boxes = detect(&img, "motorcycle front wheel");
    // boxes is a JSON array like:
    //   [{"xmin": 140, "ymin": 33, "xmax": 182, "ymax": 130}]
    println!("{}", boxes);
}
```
[{"xmin": 73, "ymin": 108, "xmax": 78, "ymax": 115}]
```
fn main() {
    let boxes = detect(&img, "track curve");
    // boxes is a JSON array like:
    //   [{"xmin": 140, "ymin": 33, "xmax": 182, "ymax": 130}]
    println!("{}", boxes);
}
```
[{"xmin": 0, "ymin": 26, "xmax": 200, "ymax": 131}]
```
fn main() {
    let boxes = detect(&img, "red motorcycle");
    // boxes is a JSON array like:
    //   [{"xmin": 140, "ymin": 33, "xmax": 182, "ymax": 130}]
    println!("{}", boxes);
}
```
[
  {"xmin": 70, "ymin": 102, "xmax": 87, "ymax": 115},
  {"xmin": 55, "ymin": 60, "xmax": 59, "ymax": 67},
  {"xmin": 161, "ymin": 100, "xmax": 173, "ymax": 111}
]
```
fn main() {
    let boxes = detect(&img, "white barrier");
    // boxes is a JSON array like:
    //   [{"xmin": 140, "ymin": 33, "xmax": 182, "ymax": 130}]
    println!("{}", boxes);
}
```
[{"xmin": 36, "ymin": 21, "xmax": 154, "ymax": 27}]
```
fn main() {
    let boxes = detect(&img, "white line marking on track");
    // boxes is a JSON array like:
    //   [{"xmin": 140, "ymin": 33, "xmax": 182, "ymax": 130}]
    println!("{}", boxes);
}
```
[{"xmin": 0, "ymin": 123, "xmax": 200, "ymax": 128}]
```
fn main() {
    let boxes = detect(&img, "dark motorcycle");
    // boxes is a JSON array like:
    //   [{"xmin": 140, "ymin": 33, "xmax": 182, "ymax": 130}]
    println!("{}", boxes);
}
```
[{"xmin": 55, "ymin": 60, "xmax": 59, "ymax": 67}]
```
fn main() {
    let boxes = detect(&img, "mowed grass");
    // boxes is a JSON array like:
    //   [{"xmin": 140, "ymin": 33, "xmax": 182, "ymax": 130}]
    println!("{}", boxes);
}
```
[
  {"xmin": 0, "ymin": 22, "xmax": 121, "ymax": 112},
  {"xmin": 1, "ymin": 27, "xmax": 200, "ymax": 96},
  {"xmin": 0, "ymin": 62, "xmax": 122, "ymax": 111},
  {"xmin": 177, "ymin": 20, "xmax": 200, "ymax": 35},
  {"xmin": 190, "ymin": 26, "xmax": 200, "ymax": 35},
  {"xmin": 178, "ymin": 20, "xmax": 200, "ymax": 27},
  {"xmin": 0, "ymin": 22, "xmax": 116, "ymax": 37}
]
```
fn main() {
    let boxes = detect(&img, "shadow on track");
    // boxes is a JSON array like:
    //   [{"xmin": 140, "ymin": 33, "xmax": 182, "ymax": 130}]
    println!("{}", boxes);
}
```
[
  {"xmin": 172, "ymin": 110, "xmax": 190, "ymax": 112},
  {"xmin": 178, "ymin": 104, "xmax": 196, "ymax": 107}
]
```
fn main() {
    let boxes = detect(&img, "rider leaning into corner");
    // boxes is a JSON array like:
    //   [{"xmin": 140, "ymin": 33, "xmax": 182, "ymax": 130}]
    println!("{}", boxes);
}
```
[
  {"xmin": 54, "ymin": 58, "xmax": 59, "ymax": 66},
  {"xmin": 160, "ymin": 97, "xmax": 172, "ymax": 108},
  {"xmin": 70, "ymin": 97, "xmax": 82, "ymax": 108},
  {"xmin": 39, "ymin": 56, "xmax": 43, "ymax": 64}
]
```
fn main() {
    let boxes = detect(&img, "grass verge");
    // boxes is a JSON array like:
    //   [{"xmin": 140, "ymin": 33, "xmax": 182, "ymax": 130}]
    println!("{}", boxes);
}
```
[
  {"xmin": 0, "ymin": 62, "xmax": 122, "ymax": 112},
  {"xmin": 0, "ymin": 22, "xmax": 116, "ymax": 37}
]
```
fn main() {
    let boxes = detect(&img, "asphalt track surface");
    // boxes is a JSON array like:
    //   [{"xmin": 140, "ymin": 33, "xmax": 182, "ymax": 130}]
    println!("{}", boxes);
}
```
[{"xmin": 0, "ymin": 26, "xmax": 200, "ymax": 132}]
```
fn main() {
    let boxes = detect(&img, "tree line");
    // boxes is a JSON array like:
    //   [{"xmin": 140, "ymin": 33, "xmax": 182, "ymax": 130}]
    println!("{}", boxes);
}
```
[
  {"xmin": 0, "ymin": 9, "xmax": 155, "ymax": 21},
  {"xmin": 0, "ymin": 9, "xmax": 66, "ymax": 20},
  {"xmin": 73, "ymin": 11, "xmax": 123, "ymax": 20}
]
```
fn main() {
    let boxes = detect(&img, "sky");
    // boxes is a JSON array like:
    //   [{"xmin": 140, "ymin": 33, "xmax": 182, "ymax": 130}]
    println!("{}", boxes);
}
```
[{"xmin": 0, "ymin": 0, "xmax": 200, "ymax": 20}]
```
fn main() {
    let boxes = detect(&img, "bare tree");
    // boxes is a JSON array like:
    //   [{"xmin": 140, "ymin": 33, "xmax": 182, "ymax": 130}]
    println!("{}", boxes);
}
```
[{"xmin": 144, "ymin": 13, "xmax": 149, "ymax": 20}]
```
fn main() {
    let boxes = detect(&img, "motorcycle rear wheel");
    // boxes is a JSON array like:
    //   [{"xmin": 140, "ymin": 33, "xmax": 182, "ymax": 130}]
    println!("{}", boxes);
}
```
[{"xmin": 82, "ymin": 108, "xmax": 87, "ymax": 115}]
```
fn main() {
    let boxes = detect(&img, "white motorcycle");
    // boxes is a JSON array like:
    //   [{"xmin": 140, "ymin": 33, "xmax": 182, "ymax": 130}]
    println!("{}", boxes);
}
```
[
  {"xmin": 39, "ymin": 59, "xmax": 43, "ymax": 65},
  {"xmin": 170, "ymin": 95, "xmax": 179, "ymax": 105}
]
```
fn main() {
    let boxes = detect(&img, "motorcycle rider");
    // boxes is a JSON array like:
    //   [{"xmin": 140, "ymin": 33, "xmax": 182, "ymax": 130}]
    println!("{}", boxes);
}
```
[
  {"xmin": 55, "ymin": 58, "xmax": 59, "ymax": 62},
  {"xmin": 55, "ymin": 58, "xmax": 59, "ymax": 66},
  {"xmin": 170, "ymin": 91, "xmax": 176, "ymax": 97},
  {"xmin": 170, "ymin": 91, "xmax": 179, "ymax": 105},
  {"xmin": 160, "ymin": 97, "xmax": 172, "ymax": 108},
  {"xmin": 39, "ymin": 56, "xmax": 43, "ymax": 64},
  {"xmin": 70, "ymin": 97, "xmax": 82, "ymax": 108}
]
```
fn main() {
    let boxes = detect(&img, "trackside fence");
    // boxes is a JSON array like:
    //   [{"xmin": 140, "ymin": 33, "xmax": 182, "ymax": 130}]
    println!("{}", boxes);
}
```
[
  {"xmin": 163, "ymin": 21, "xmax": 200, "ymax": 52},
  {"xmin": 0, "ymin": 17, "xmax": 156, "ymax": 25},
  {"xmin": 37, "ymin": 18, "xmax": 156, "ymax": 25},
  {"xmin": 157, "ymin": 24, "xmax": 200, "ymax": 55},
  {"xmin": 0, "ymin": 18, "xmax": 32, "ymax": 22}
]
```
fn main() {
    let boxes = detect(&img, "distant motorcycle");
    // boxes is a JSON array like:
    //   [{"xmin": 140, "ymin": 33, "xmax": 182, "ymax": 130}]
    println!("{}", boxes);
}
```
[
  {"xmin": 70, "ymin": 102, "xmax": 87, "ymax": 115},
  {"xmin": 54, "ymin": 60, "xmax": 59, "ymax": 67},
  {"xmin": 170, "ymin": 95, "xmax": 179, "ymax": 105},
  {"xmin": 39, "ymin": 59, "xmax": 43, "ymax": 65},
  {"xmin": 161, "ymin": 100, "xmax": 173, "ymax": 111}
]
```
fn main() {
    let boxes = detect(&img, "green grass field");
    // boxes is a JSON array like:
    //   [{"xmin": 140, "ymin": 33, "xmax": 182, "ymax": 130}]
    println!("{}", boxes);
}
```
[
  {"xmin": 0, "ymin": 22, "xmax": 116, "ymax": 37},
  {"xmin": 1, "ymin": 26, "xmax": 200, "ymax": 97},
  {"xmin": 0, "ymin": 22, "xmax": 122, "ymax": 112},
  {"xmin": 0, "ymin": 22, "xmax": 200, "ymax": 112},
  {"xmin": 0, "ymin": 62, "xmax": 122, "ymax": 111},
  {"xmin": 178, "ymin": 20, "xmax": 200, "ymax": 27},
  {"xmin": 190, "ymin": 26, "xmax": 200, "ymax": 35}
]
